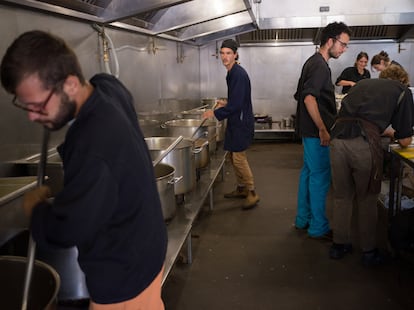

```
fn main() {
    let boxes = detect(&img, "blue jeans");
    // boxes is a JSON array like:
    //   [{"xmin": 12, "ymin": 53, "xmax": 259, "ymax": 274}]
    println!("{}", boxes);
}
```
[{"xmin": 295, "ymin": 137, "xmax": 331, "ymax": 237}]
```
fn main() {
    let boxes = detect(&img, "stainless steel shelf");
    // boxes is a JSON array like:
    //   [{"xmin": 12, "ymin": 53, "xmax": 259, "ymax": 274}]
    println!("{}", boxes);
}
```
[
  {"xmin": 254, "ymin": 128, "xmax": 296, "ymax": 140},
  {"xmin": 254, "ymin": 129, "xmax": 295, "ymax": 133},
  {"xmin": 162, "ymin": 148, "xmax": 227, "ymax": 285}
]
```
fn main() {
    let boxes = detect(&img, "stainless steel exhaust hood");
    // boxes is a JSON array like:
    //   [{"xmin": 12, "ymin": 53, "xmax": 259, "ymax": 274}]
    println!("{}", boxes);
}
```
[
  {"xmin": 242, "ymin": 0, "xmax": 414, "ymax": 45},
  {"xmin": 238, "ymin": 25, "xmax": 414, "ymax": 45},
  {"xmin": 0, "ymin": 0, "xmax": 413, "ymax": 45},
  {"xmin": 0, "ymin": 0, "xmax": 257, "ymax": 45}
]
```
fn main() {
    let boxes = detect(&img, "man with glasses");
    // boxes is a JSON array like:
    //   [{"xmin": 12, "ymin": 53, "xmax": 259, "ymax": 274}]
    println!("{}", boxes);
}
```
[
  {"xmin": 294, "ymin": 22, "xmax": 351, "ymax": 239},
  {"xmin": 1, "ymin": 31, "xmax": 167, "ymax": 309}
]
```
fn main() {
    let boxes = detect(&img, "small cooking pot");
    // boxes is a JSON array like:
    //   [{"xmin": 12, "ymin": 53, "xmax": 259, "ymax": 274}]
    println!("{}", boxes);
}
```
[
  {"xmin": 154, "ymin": 163, "xmax": 181, "ymax": 221},
  {"xmin": 138, "ymin": 119, "xmax": 164, "ymax": 137}
]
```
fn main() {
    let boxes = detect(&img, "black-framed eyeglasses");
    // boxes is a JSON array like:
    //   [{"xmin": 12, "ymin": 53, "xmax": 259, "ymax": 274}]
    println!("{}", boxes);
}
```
[
  {"xmin": 12, "ymin": 87, "xmax": 56, "ymax": 115},
  {"xmin": 334, "ymin": 37, "xmax": 349, "ymax": 49}
]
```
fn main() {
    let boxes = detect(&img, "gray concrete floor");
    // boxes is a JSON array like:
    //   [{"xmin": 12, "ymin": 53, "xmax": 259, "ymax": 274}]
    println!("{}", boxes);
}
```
[{"xmin": 162, "ymin": 141, "xmax": 414, "ymax": 310}]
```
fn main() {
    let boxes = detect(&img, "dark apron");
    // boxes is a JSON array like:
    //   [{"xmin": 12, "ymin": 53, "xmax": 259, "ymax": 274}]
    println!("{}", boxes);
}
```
[{"xmin": 335, "ymin": 117, "xmax": 383, "ymax": 193}]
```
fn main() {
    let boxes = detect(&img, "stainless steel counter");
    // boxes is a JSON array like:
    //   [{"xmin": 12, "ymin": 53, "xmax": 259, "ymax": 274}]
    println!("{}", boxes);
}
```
[
  {"xmin": 254, "ymin": 128, "xmax": 296, "ymax": 140},
  {"xmin": 0, "ymin": 149, "xmax": 228, "ymax": 288},
  {"xmin": 162, "ymin": 148, "xmax": 227, "ymax": 285}
]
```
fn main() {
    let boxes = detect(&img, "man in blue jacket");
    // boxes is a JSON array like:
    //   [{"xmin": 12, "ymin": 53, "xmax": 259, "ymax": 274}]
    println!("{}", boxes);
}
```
[{"xmin": 203, "ymin": 39, "xmax": 259, "ymax": 210}]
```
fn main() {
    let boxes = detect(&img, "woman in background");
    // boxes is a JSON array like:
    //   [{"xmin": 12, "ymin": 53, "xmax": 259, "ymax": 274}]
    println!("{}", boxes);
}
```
[
  {"xmin": 371, "ymin": 50, "xmax": 404, "ymax": 72},
  {"xmin": 336, "ymin": 51, "xmax": 370, "ymax": 94}
]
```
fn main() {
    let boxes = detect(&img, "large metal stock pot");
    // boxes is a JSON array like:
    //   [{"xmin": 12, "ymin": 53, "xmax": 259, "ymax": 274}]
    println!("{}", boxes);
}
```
[
  {"xmin": 180, "ymin": 110, "xmax": 226, "ymax": 143},
  {"xmin": 138, "ymin": 119, "xmax": 164, "ymax": 137},
  {"xmin": 146, "ymin": 137, "xmax": 195, "ymax": 195},
  {"xmin": 180, "ymin": 109, "xmax": 205, "ymax": 120},
  {"xmin": 163, "ymin": 119, "xmax": 217, "ymax": 152},
  {"xmin": 154, "ymin": 163, "xmax": 180, "ymax": 221},
  {"xmin": 137, "ymin": 111, "xmax": 173, "ymax": 122},
  {"xmin": 194, "ymin": 138, "xmax": 209, "ymax": 169},
  {"xmin": 201, "ymin": 98, "xmax": 217, "ymax": 108},
  {"xmin": 0, "ymin": 255, "xmax": 60, "ymax": 310}
]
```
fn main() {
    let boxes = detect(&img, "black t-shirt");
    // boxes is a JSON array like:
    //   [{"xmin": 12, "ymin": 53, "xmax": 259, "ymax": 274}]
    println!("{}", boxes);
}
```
[
  {"xmin": 335, "ymin": 66, "xmax": 371, "ymax": 94},
  {"xmin": 331, "ymin": 78, "xmax": 414, "ymax": 140},
  {"xmin": 294, "ymin": 52, "xmax": 337, "ymax": 137}
]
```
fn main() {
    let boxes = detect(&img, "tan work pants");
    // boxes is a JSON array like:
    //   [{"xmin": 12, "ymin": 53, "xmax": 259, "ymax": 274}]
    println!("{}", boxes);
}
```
[
  {"xmin": 229, "ymin": 151, "xmax": 255, "ymax": 191},
  {"xmin": 89, "ymin": 267, "xmax": 165, "ymax": 310}
]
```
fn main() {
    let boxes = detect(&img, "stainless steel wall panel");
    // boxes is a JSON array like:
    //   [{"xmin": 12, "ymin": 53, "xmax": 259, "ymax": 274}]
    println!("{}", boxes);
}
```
[
  {"xmin": 0, "ymin": 5, "xmax": 200, "ymax": 160},
  {"xmin": 1, "ymin": 5, "xmax": 414, "ymax": 161}
]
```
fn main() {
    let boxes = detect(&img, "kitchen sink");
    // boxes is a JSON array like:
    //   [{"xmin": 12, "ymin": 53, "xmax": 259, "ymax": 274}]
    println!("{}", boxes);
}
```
[
  {"xmin": 6, "ymin": 148, "xmax": 64, "ymax": 197},
  {"xmin": 0, "ymin": 146, "xmax": 64, "ymax": 247},
  {"xmin": 0, "ymin": 176, "xmax": 37, "ymax": 247}
]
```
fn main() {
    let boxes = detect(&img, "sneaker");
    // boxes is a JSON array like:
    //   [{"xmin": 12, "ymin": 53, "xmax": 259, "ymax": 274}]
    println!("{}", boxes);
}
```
[
  {"xmin": 308, "ymin": 230, "xmax": 333, "ymax": 241},
  {"xmin": 329, "ymin": 243, "xmax": 353, "ymax": 259},
  {"xmin": 224, "ymin": 186, "xmax": 249, "ymax": 199},
  {"xmin": 294, "ymin": 223, "xmax": 309, "ymax": 231},
  {"xmin": 361, "ymin": 249, "xmax": 387, "ymax": 267},
  {"xmin": 242, "ymin": 190, "xmax": 260, "ymax": 210}
]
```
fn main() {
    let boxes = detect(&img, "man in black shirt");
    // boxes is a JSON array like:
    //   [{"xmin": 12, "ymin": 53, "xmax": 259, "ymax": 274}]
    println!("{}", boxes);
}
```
[
  {"xmin": 1, "ymin": 31, "xmax": 167, "ymax": 308},
  {"xmin": 329, "ymin": 66, "xmax": 413, "ymax": 266},
  {"xmin": 294, "ymin": 22, "xmax": 351, "ymax": 239}
]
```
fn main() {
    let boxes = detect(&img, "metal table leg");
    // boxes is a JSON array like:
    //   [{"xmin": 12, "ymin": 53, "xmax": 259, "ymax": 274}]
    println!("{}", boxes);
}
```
[
  {"xmin": 209, "ymin": 188, "xmax": 214, "ymax": 211},
  {"xmin": 186, "ymin": 232, "xmax": 192, "ymax": 265}
]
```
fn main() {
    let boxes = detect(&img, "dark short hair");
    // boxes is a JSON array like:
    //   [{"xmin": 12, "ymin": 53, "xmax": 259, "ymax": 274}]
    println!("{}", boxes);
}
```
[
  {"xmin": 320, "ymin": 22, "xmax": 352, "ymax": 46},
  {"xmin": 0, "ymin": 30, "xmax": 85, "ymax": 94},
  {"xmin": 221, "ymin": 39, "xmax": 238, "ymax": 53}
]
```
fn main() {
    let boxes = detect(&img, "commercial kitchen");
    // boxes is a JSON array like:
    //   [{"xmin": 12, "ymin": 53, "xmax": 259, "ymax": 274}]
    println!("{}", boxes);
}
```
[{"xmin": 0, "ymin": 0, "xmax": 414, "ymax": 309}]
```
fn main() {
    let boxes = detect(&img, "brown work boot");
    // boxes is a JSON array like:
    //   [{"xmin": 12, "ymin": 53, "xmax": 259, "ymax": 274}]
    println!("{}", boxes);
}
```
[
  {"xmin": 242, "ymin": 190, "xmax": 260, "ymax": 210},
  {"xmin": 224, "ymin": 186, "xmax": 248, "ymax": 199}
]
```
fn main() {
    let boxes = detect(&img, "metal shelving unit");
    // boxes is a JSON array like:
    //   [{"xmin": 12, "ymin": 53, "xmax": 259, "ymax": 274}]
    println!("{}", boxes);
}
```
[{"xmin": 162, "ymin": 148, "xmax": 228, "ymax": 285}]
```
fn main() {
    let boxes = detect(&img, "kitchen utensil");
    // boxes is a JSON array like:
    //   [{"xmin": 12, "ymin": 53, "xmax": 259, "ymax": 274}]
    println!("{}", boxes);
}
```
[
  {"xmin": 185, "ymin": 104, "xmax": 209, "ymax": 112},
  {"xmin": 152, "ymin": 136, "xmax": 183, "ymax": 167},
  {"xmin": 21, "ymin": 128, "xmax": 49, "ymax": 310},
  {"xmin": 211, "ymin": 100, "xmax": 219, "ymax": 110},
  {"xmin": 190, "ymin": 118, "xmax": 208, "ymax": 139}
]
